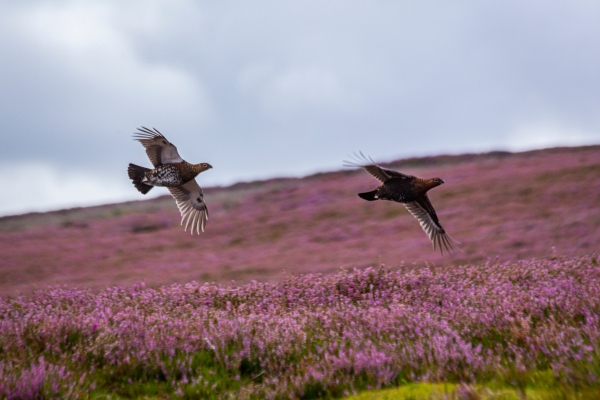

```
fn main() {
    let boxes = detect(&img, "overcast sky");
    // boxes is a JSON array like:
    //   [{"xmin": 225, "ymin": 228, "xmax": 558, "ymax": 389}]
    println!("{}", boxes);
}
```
[{"xmin": 1, "ymin": 1, "xmax": 599, "ymax": 216}]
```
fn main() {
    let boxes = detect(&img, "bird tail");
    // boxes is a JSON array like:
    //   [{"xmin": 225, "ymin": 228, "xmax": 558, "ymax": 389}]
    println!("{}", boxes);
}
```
[
  {"xmin": 358, "ymin": 190, "xmax": 378, "ymax": 201},
  {"xmin": 128, "ymin": 163, "xmax": 153, "ymax": 195}
]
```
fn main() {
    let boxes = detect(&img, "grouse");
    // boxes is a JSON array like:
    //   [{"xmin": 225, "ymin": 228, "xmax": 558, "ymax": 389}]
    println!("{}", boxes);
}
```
[
  {"xmin": 127, "ymin": 127, "xmax": 212, "ymax": 234},
  {"xmin": 344, "ymin": 152, "xmax": 457, "ymax": 254}
]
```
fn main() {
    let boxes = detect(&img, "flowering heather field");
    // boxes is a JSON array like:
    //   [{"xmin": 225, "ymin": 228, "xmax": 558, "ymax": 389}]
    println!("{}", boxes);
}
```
[
  {"xmin": 0, "ymin": 145, "xmax": 599, "ymax": 296},
  {"xmin": 1, "ymin": 255, "xmax": 599, "ymax": 398}
]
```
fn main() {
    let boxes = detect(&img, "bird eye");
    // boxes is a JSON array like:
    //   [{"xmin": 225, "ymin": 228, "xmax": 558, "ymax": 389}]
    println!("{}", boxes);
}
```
[{"xmin": 202, "ymin": 163, "xmax": 207, "ymax": 167}]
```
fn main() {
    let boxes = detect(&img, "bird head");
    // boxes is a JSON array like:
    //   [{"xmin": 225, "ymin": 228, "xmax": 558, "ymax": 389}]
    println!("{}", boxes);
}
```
[
  {"xmin": 429, "ymin": 177, "xmax": 445, "ymax": 188},
  {"xmin": 195, "ymin": 163, "xmax": 213, "ymax": 173}
]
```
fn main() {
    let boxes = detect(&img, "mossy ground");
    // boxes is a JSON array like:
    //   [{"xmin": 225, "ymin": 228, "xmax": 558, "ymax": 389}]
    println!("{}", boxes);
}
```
[{"xmin": 349, "ymin": 372, "xmax": 600, "ymax": 400}]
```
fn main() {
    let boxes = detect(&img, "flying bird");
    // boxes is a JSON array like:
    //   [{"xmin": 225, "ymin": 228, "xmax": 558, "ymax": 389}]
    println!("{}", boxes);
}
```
[
  {"xmin": 127, "ymin": 127, "xmax": 212, "ymax": 234},
  {"xmin": 344, "ymin": 152, "xmax": 457, "ymax": 254}
]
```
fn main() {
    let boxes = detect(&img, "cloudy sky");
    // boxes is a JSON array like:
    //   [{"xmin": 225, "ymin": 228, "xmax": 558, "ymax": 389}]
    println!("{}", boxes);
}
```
[{"xmin": 1, "ymin": 1, "xmax": 599, "ymax": 216}]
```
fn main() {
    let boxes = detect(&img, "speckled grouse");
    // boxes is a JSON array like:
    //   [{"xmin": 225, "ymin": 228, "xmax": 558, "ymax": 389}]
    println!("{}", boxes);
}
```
[
  {"xmin": 127, "ymin": 127, "xmax": 212, "ymax": 234},
  {"xmin": 344, "ymin": 152, "xmax": 457, "ymax": 254}
]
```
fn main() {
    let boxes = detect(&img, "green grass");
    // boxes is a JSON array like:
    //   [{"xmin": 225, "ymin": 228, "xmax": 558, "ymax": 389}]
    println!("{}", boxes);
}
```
[
  {"xmin": 78, "ymin": 368, "xmax": 600, "ymax": 399},
  {"xmin": 83, "ymin": 350, "xmax": 253, "ymax": 399},
  {"xmin": 347, "ymin": 372, "xmax": 600, "ymax": 399},
  {"xmin": 348, "ymin": 383, "xmax": 599, "ymax": 399}
]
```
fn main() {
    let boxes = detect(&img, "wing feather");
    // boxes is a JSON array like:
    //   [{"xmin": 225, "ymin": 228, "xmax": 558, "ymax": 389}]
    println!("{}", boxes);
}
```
[
  {"xmin": 132, "ymin": 127, "xmax": 184, "ymax": 167},
  {"xmin": 343, "ymin": 151, "xmax": 413, "ymax": 183},
  {"xmin": 168, "ymin": 179, "xmax": 209, "ymax": 234},
  {"xmin": 404, "ymin": 198, "xmax": 457, "ymax": 255}
]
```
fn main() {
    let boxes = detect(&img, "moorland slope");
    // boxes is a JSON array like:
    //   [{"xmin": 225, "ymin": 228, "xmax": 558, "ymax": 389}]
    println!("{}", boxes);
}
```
[{"xmin": 1, "ymin": 145, "xmax": 598, "ymax": 296}]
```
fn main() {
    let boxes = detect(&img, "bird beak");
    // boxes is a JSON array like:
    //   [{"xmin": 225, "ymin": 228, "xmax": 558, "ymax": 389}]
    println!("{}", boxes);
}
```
[{"xmin": 441, "ymin": 179, "xmax": 445, "ymax": 184}]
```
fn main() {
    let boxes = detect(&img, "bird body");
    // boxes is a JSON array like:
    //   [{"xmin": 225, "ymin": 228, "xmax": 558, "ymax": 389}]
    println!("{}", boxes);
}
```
[
  {"xmin": 359, "ymin": 177, "xmax": 442, "ymax": 203},
  {"xmin": 127, "ymin": 127, "xmax": 212, "ymax": 234},
  {"xmin": 139, "ymin": 162, "xmax": 208, "ymax": 187},
  {"xmin": 345, "ymin": 153, "xmax": 457, "ymax": 254}
]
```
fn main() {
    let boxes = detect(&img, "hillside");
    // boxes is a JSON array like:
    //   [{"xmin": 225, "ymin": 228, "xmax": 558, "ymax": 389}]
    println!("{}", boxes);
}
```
[{"xmin": 1, "ymin": 145, "xmax": 599, "ymax": 296}]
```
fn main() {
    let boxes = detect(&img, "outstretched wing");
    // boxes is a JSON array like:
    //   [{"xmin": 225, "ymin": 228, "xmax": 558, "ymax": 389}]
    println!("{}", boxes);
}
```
[
  {"xmin": 404, "ymin": 194, "xmax": 457, "ymax": 255},
  {"xmin": 343, "ymin": 151, "xmax": 413, "ymax": 183},
  {"xmin": 132, "ymin": 127, "xmax": 184, "ymax": 167},
  {"xmin": 168, "ymin": 179, "xmax": 209, "ymax": 235}
]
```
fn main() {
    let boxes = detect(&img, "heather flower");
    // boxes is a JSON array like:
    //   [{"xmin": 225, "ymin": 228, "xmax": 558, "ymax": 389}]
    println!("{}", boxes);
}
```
[{"xmin": 0, "ymin": 255, "xmax": 599, "ymax": 397}]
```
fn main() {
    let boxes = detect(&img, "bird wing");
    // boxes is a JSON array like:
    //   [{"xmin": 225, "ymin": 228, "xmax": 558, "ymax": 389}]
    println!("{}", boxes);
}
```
[
  {"xmin": 404, "ymin": 195, "xmax": 455, "ymax": 254},
  {"xmin": 343, "ymin": 151, "xmax": 413, "ymax": 183},
  {"xmin": 132, "ymin": 127, "xmax": 184, "ymax": 167},
  {"xmin": 168, "ymin": 179, "xmax": 209, "ymax": 234}
]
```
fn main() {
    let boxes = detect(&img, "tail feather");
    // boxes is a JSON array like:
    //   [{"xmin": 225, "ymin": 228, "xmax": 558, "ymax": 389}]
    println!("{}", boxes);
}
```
[
  {"xmin": 358, "ymin": 190, "xmax": 378, "ymax": 201},
  {"xmin": 128, "ymin": 163, "xmax": 153, "ymax": 195},
  {"xmin": 133, "ymin": 182, "xmax": 153, "ymax": 195}
]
